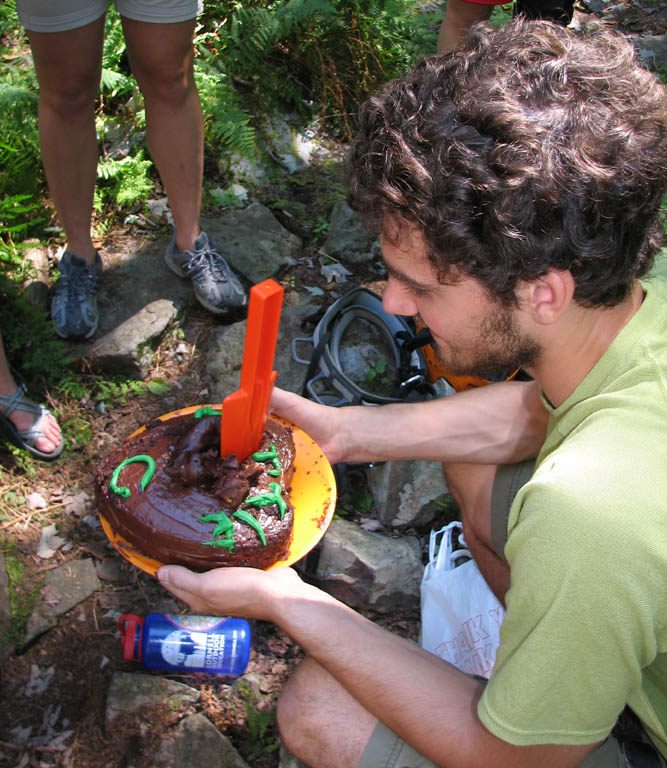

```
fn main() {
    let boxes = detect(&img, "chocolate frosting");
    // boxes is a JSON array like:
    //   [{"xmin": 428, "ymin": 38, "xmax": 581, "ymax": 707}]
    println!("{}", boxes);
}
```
[{"xmin": 96, "ymin": 414, "xmax": 295, "ymax": 571}]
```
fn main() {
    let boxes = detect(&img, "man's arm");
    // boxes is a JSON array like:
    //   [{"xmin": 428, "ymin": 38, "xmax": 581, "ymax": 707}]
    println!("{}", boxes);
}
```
[
  {"xmin": 271, "ymin": 379, "xmax": 548, "ymax": 467},
  {"xmin": 157, "ymin": 565, "xmax": 597, "ymax": 768}
]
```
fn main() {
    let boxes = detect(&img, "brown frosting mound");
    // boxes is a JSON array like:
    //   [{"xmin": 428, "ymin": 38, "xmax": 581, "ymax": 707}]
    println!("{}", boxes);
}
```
[{"xmin": 95, "ymin": 413, "xmax": 296, "ymax": 571}]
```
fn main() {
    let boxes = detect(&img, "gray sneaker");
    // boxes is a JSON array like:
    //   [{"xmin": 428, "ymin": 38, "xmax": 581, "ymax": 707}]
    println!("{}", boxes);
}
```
[
  {"xmin": 51, "ymin": 251, "xmax": 102, "ymax": 340},
  {"xmin": 164, "ymin": 230, "xmax": 247, "ymax": 314}
]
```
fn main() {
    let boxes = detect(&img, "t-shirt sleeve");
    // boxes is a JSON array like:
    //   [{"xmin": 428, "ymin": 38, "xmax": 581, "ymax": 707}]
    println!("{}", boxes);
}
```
[{"xmin": 477, "ymin": 452, "xmax": 664, "ymax": 746}]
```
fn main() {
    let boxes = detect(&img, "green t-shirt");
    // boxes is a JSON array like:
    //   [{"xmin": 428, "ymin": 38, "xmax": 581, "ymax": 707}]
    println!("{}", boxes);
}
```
[{"xmin": 478, "ymin": 274, "xmax": 667, "ymax": 757}]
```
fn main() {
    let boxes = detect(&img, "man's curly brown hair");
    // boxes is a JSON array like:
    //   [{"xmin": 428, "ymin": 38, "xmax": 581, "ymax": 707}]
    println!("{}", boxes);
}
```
[{"xmin": 348, "ymin": 18, "xmax": 667, "ymax": 307}]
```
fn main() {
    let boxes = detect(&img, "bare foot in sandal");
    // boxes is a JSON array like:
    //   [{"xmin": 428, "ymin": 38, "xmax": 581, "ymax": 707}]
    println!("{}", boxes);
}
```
[{"xmin": 0, "ymin": 337, "xmax": 64, "ymax": 460}]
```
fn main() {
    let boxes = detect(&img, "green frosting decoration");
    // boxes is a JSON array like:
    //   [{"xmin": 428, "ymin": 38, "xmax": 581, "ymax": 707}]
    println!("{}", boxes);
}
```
[
  {"xmin": 194, "ymin": 407, "xmax": 220, "ymax": 419},
  {"xmin": 110, "ymin": 455, "xmax": 156, "ymax": 498},
  {"xmin": 244, "ymin": 482, "xmax": 287, "ymax": 519},
  {"xmin": 251, "ymin": 443, "xmax": 282, "ymax": 477},
  {"xmin": 233, "ymin": 510, "xmax": 267, "ymax": 546},
  {"xmin": 201, "ymin": 510, "xmax": 235, "ymax": 550},
  {"xmin": 203, "ymin": 538, "xmax": 235, "ymax": 550}
]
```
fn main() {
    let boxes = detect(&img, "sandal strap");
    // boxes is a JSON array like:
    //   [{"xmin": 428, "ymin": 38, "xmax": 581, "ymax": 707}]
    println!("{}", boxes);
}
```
[
  {"xmin": 17, "ymin": 405, "xmax": 49, "ymax": 443},
  {"xmin": 0, "ymin": 383, "xmax": 41, "ymax": 420}
]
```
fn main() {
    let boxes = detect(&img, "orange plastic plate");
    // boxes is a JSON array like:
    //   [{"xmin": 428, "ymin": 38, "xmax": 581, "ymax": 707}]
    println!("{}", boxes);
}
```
[{"xmin": 100, "ymin": 405, "xmax": 337, "ymax": 577}]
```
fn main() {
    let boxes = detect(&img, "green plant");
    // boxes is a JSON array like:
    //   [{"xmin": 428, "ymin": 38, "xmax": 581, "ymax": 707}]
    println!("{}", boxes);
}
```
[
  {"xmin": 58, "ymin": 371, "xmax": 170, "ymax": 406},
  {"xmin": 0, "ymin": 35, "xmax": 45, "ymax": 237},
  {"xmin": 490, "ymin": 2, "xmax": 515, "ymax": 26},
  {"xmin": 97, "ymin": 150, "xmax": 155, "ymax": 206},
  {"xmin": 100, "ymin": 10, "xmax": 134, "ymax": 101},
  {"xmin": 242, "ymin": 702, "xmax": 279, "ymax": 761},
  {"xmin": 235, "ymin": 678, "xmax": 279, "ymax": 761},
  {"xmin": 209, "ymin": 185, "xmax": 247, "ymax": 209},
  {"xmin": 1, "ymin": 555, "xmax": 43, "ymax": 649},
  {"xmin": 365, "ymin": 357, "xmax": 392, "ymax": 393},
  {"xmin": 313, "ymin": 215, "xmax": 330, "ymax": 241},
  {"xmin": 196, "ymin": 68, "xmax": 258, "ymax": 159},
  {"xmin": 0, "ymin": 242, "xmax": 71, "ymax": 388}
]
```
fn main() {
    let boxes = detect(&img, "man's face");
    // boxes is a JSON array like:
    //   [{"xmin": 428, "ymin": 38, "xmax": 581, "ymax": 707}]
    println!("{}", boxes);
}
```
[{"xmin": 381, "ymin": 228, "xmax": 541, "ymax": 380}]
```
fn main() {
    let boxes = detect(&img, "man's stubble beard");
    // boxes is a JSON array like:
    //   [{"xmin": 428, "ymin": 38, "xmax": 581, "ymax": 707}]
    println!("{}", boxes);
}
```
[{"xmin": 429, "ymin": 302, "xmax": 542, "ymax": 381}]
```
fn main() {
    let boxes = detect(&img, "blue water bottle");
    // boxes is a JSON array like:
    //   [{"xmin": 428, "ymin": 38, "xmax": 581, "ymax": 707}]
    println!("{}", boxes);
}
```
[{"xmin": 118, "ymin": 613, "xmax": 251, "ymax": 676}]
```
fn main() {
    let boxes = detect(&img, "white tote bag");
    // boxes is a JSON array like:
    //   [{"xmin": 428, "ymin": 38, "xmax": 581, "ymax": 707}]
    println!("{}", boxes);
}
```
[{"xmin": 420, "ymin": 521, "xmax": 504, "ymax": 678}]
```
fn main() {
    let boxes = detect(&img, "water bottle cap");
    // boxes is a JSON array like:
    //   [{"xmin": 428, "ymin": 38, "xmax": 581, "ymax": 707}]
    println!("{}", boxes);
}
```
[{"xmin": 118, "ymin": 614, "xmax": 143, "ymax": 661}]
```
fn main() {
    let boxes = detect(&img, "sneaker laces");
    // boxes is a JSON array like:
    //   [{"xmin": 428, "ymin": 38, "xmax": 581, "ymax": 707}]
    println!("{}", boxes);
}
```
[
  {"xmin": 181, "ymin": 246, "xmax": 230, "ymax": 283},
  {"xmin": 55, "ymin": 262, "xmax": 99, "ymax": 303}
]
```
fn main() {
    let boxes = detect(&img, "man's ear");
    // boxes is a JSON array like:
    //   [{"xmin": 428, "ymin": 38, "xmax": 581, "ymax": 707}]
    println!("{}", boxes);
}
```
[{"xmin": 521, "ymin": 269, "xmax": 576, "ymax": 325}]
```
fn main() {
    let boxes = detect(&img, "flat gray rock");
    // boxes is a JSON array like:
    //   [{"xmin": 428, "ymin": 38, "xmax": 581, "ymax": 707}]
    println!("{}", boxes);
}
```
[
  {"xmin": 88, "ymin": 298, "xmax": 180, "ymax": 377},
  {"xmin": 25, "ymin": 558, "xmax": 101, "ymax": 644},
  {"xmin": 151, "ymin": 713, "xmax": 251, "ymax": 768},
  {"xmin": 106, "ymin": 671, "xmax": 200, "ymax": 731},
  {"xmin": 203, "ymin": 203, "xmax": 301, "ymax": 285},
  {"xmin": 316, "ymin": 519, "xmax": 424, "ymax": 613},
  {"xmin": 206, "ymin": 299, "xmax": 317, "ymax": 399}
]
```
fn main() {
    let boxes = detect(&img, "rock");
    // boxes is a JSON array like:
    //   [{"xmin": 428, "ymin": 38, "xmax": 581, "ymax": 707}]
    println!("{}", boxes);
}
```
[
  {"xmin": 105, "ymin": 672, "xmax": 200, "ymax": 731},
  {"xmin": 202, "ymin": 204, "xmax": 301, "ymax": 285},
  {"xmin": 88, "ymin": 299, "xmax": 180, "ymax": 378},
  {"xmin": 25, "ymin": 558, "xmax": 101, "ymax": 644},
  {"xmin": 579, "ymin": 0, "xmax": 607, "ymax": 12},
  {"xmin": 366, "ymin": 461, "xmax": 448, "ymax": 529},
  {"xmin": 321, "ymin": 200, "xmax": 377, "ymax": 265},
  {"xmin": 106, "ymin": 674, "xmax": 249, "ymax": 768},
  {"xmin": 316, "ymin": 519, "xmax": 424, "ymax": 613},
  {"xmin": 262, "ymin": 113, "xmax": 318, "ymax": 174},
  {"xmin": 152, "ymin": 713, "xmax": 251, "ymax": 768},
  {"xmin": 634, "ymin": 35, "xmax": 667, "ymax": 70},
  {"xmin": 227, "ymin": 153, "xmax": 268, "ymax": 185},
  {"xmin": 21, "ymin": 239, "xmax": 50, "ymax": 312},
  {"xmin": 95, "ymin": 557, "xmax": 125, "ymax": 583},
  {"xmin": 206, "ymin": 300, "xmax": 318, "ymax": 399}
]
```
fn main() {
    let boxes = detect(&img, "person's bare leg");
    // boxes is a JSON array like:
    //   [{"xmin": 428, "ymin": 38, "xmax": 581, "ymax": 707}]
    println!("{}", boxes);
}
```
[
  {"xmin": 443, "ymin": 461, "xmax": 511, "ymax": 603},
  {"xmin": 0, "ymin": 334, "xmax": 61, "ymax": 453},
  {"xmin": 437, "ymin": 0, "xmax": 493, "ymax": 53},
  {"xmin": 278, "ymin": 656, "xmax": 378, "ymax": 768},
  {"xmin": 122, "ymin": 18, "xmax": 203, "ymax": 252},
  {"xmin": 27, "ymin": 19, "xmax": 105, "ymax": 264}
]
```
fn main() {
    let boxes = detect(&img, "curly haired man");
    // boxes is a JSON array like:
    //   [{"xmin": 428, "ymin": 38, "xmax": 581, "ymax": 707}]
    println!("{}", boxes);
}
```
[{"xmin": 157, "ymin": 19, "xmax": 667, "ymax": 768}]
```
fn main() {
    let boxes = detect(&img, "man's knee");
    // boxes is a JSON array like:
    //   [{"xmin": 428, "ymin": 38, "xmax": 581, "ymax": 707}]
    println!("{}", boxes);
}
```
[
  {"xmin": 277, "ymin": 657, "xmax": 327, "ymax": 755},
  {"xmin": 277, "ymin": 657, "xmax": 377, "ymax": 768}
]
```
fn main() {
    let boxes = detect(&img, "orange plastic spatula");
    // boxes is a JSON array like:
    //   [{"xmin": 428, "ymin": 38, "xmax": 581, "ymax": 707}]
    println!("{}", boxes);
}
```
[{"xmin": 220, "ymin": 278, "xmax": 284, "ymax": 461}]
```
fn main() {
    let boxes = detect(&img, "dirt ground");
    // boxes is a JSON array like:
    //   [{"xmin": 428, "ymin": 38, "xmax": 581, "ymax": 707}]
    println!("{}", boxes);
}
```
[
  {"xmin": 0, "ymin": 3, "xmax": 664, "ymax": 765},
  {"xmin": 0, "ymin": 198, "xmax": 421, "ymax": 768}
]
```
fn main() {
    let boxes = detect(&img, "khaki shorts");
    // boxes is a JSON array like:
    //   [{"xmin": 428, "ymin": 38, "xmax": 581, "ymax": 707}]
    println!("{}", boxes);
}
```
[
  {"xmin": 360, "ymin": 463, "xmax": 667, "ymax": 768},
  {"xmin": 360, "ymin": 721, "xmax": 665, "ymax": 768},
  {"xmin": 16, "ymin": 0, "xmax": 202, "ymax": 32}
]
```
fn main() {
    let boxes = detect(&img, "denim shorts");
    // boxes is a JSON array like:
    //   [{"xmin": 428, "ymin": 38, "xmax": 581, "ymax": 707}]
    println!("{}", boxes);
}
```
[{"xmin": 16, "ymin": 0, "xmax": 202, "ymax": 32}]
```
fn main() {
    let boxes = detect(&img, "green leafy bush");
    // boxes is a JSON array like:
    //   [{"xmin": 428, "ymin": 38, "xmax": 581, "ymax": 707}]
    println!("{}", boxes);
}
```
[{"xmin": 0, "ymin": 242, "xmax": 70, "ymax": 390}]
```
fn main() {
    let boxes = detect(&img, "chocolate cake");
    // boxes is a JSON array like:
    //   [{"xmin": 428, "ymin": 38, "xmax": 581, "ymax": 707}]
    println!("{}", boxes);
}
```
[{"xmin": 95, "ymin": 410, "xmax": 296, "ymax": 571}]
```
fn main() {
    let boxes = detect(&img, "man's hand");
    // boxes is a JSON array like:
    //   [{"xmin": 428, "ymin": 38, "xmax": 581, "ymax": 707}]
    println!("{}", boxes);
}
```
[
  {"xmin": 271, "ymin": 387, "xmax": 350, "ymax": 464},
  {"xmin": 157, "ymin": 564, "xmax": 307, "ymax": 623}
]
